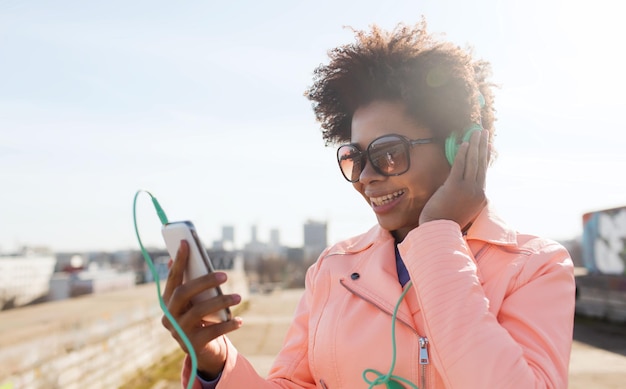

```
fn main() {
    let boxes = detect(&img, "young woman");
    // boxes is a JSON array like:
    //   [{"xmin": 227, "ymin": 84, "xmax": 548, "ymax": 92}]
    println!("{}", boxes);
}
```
[{"xmin": 162, "ymin": 21, "xmax": 575, "ymax": 389}]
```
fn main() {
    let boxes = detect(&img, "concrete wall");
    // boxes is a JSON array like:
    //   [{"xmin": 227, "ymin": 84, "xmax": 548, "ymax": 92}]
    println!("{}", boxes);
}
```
[{"xmin": 0, "ymin": 270, "xmax": 248, "ymax": 389}]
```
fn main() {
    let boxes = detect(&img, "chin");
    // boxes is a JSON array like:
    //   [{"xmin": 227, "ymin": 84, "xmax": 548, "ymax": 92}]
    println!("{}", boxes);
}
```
[
  {"xmin": 377, "ymin": 216, "xmax": 419, "ymax": 237},
  {"xmin": 375, "ymin": 216, "xmax": 402, "ymax": 233}
]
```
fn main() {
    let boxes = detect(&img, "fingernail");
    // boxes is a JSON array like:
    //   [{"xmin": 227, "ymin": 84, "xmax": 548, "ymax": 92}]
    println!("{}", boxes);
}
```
[{"xmin": 215, "ymin": 272, "xmax": 227, "ymax": 282}]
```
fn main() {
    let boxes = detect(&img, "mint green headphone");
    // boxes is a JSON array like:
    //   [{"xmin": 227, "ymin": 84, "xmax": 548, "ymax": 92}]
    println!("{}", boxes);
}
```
[{"xmin": 444, "ymin": 123, "xmax": 482, "ymax": 165}]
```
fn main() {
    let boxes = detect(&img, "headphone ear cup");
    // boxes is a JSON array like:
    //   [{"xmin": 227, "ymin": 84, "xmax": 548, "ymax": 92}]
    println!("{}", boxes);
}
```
[
  {"xmin": 444, "ymin": 125, "xmax": 483, "ymax": 166},
  {"xmin": 444, "ymin": 133, "xmax": 459, "ymax": 166}
]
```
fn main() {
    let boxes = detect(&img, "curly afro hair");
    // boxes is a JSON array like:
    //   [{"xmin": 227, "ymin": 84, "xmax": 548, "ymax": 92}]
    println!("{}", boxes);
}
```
[{"xmin": 304, "ymin": 20, "xmax": 496, "ymax": 151}]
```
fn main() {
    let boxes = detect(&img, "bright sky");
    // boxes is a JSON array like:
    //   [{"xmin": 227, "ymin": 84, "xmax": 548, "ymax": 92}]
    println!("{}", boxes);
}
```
[{"xmin": 1, "ymin": 0, "xmax": 625, "ymax": 253}]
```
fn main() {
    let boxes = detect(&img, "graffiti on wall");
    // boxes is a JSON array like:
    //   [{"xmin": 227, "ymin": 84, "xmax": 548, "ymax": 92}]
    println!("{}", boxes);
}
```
[{"xmin": 582, "ymin": 207, "xmax": 626, "ymax": 275}]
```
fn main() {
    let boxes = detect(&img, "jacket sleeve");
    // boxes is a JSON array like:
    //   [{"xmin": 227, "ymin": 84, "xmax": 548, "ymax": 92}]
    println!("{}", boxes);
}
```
[
  {"xmin": 181, "ymin": 258, "xmax": 324, "ymax": 389},
  {"xmin": 399, "ymin": 220, "xmax": 575, "ymax": 389}
]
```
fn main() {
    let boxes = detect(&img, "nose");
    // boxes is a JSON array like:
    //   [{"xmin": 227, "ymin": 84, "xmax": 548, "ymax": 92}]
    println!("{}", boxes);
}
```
[{"xmin": 358, "ymin": 157, "xmax": 384, "ymax": 184}]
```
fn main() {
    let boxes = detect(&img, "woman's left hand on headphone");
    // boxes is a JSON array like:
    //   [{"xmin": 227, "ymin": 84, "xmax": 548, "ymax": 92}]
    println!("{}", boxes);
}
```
[{"xmin": 419, "ymin": 129, "xmax": 489, "ymax": 229}]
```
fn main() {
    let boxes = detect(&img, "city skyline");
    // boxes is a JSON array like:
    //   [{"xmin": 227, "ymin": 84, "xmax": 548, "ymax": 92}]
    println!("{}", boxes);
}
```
[{"xmin": 2, "ymin": 218, "xmax": 329, "ymax": 256}]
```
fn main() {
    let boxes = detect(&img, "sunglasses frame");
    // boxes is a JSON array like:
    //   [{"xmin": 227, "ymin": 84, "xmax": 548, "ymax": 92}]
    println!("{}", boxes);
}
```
[{"xmin": 337, "ymin": 134, "xmax": 435, "ymax": 183}]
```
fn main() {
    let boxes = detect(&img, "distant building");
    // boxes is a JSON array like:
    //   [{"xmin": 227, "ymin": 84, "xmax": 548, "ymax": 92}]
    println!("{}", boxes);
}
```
[
  {"xmin": 269, "ymin": 228, "xmax": 280, "ymax": 248},
  {"xmin": 213, "ymin": 225, "xmax": 236, "ymax": 250},
  {"xmin": 222, "ymin": 225, "xmax": 235, "ymax": 245},
  {"xmin": 250, "ymin": 225, "xmax": 258, "ymax": 243},
  {"xmin": 267, "ymin": 228, "xmax": 286, "ymax": 258},
  {"xmin": 303, "ymin": 220, "xmax": 327, "ymax": 261},
  {"xmin": 304, "ymin": 220, "xmax": 327, "ymax": 247},
  {"xmin": 243, "ymin": 224, "xmax": 267, "ymax": 265}
]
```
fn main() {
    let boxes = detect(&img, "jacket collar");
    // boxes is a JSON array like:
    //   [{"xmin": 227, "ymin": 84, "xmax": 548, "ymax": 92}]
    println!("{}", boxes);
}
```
[
  {"xmin": 465, "ymin": 203, "xmax": 518, "ymax": 247},
  {"xmin": 326, "ymin": 223, "xmax": 391, "ymax": 256},
  {"xmin": 327, "ymin": 203, "xmax": 518, "ymax": 257}
]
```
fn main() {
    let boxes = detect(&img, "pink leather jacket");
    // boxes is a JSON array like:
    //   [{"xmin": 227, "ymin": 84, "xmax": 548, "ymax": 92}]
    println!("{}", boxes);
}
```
[{"xmin": 183, "ymin": 206, "xmax": 575, "ymax": 388}]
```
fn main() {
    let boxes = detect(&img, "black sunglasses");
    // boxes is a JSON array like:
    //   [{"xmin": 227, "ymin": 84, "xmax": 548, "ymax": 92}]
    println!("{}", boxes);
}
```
[{"xmin": 337, "ymin": 134, "xmax": 435, "ymax": 182}]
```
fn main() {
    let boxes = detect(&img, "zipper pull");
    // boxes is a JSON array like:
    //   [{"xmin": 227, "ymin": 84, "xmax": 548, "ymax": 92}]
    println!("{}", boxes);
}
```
[
  {"xmin": 419, "ymin": 337, "xmax": 429, "ymax": 365},
  {"xmin": 320, "ymin": 379, "xmax": 328, "ymax": 389}
]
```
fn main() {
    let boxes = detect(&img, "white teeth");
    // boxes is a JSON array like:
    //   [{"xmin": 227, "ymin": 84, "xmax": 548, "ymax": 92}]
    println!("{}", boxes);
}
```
[{"xmin": 370, "ymin": 190, "xmax": 405, "ymax": 206}]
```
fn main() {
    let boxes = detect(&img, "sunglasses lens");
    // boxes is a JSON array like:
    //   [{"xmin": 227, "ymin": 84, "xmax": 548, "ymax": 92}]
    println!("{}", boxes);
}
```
[
  {"xmin": 369, "ymin": 136, "xmax": 409, "ymax": 175},
  {"xmin": 337, "ymin": 145, "xmax": 361, "ymax": 182}
]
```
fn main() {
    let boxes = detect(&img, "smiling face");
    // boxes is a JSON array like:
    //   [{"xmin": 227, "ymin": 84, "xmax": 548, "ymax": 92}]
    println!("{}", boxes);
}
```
[{"xmin": 350, "ymin": 100, "xmax": 451, "ymax": 241}]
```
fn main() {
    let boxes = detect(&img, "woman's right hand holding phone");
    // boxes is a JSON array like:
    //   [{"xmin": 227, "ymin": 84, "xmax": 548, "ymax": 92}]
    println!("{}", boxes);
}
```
[{"xmin": 161, "ymin": 240, "xmax": 243, "ymax": 380}]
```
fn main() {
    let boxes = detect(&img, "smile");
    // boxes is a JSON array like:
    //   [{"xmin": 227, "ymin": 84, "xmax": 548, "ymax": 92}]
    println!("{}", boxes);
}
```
[{"xmin": 370, "ymin": 190, "xmax": 405, "ymax": 206}]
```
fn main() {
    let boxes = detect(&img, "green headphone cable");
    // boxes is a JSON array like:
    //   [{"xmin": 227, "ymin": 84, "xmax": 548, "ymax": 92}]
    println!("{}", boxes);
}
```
[
  {"xmin": 362, "ymin": 280, "xmax": 419, "ymax": 389},
  {"xmin": 132, "ymin": 189, "xmax": 198, "ymax": 389}
]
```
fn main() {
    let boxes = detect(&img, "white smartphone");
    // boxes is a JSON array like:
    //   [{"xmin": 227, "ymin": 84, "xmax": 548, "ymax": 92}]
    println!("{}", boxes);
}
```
[{"xmin": 161, "ymin": 220, "xmax": 232, "ymax": 323}]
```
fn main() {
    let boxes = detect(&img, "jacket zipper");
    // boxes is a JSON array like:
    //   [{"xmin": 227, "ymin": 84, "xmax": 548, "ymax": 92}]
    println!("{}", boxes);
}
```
[
  {"xmin": 340, "ymin": 280, "xmax": 429, "ymax": 388},
  {"xmin": 419, "ymin": 336, "xmax": 429, "ymax": 389},
  {"xmin": 319, "ymin": 379, "xmax": 328, "ymax": 389}
]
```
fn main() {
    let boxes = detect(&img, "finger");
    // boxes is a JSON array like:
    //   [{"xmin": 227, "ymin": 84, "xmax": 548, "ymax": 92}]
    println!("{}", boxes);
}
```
[
  {"xmin": 463, "ymin": 129, "xmax": 482, "ymax": 181},
  {"xmin": 175, "ymin": 320, "xmax": 244, "ymax": 362},
  {"xmin": 447, "ymin": 131, "xmax": 469, "ymax": 182},
  {"xmin": 166, "ymin": 271, "xmax": 230, "ymax": 320},
  {"xmin": 164, "ymin": 293, "xmax": 239, "ymax": 350},
  {"xmin": 162, "ymin": 239, "xmax": 189, "ymax": 303},
  {"xmin": 195, "ymin": 317, "xmax": 244, "ymax": 345},
  {"xmin": 449, "ymin": 140, "xmax": 468, "ymax": 182},
  {"xmin": 191, "ymin": 293, "xmax": 241, "ymax": 325},
  {"xmin": 476, "ymin": 130, "xmax": 490, "ymax": 188},
  {"xmin": 174, "ymin": 271, "xmax": 230, "ymax": 304},
  {"xmin": 168, "ymin": 310, "xmax": 243, "ymax": 356}
]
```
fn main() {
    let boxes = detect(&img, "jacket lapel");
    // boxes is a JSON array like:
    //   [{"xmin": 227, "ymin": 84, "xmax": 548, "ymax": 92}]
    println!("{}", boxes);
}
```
[{"xmin": 340, "ymin": 230, "xmax": 418, "ymax": 331}]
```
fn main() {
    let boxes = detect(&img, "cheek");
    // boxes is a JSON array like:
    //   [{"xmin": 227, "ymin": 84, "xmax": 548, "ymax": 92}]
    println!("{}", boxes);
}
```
[
  {"xmin": 424, "ymin": 146, "xmax": 450, "ymax": 172},
  {"xmin": 407, "ymin": 160, "xmax": 450, "ymax": 195},
  {"xmin": 353, "ymin": 183, "xmax": 369, "ymax": 203},
  {"xmin": 431, "ymin": 163, "xmax": 451, "ymax": 187}
]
